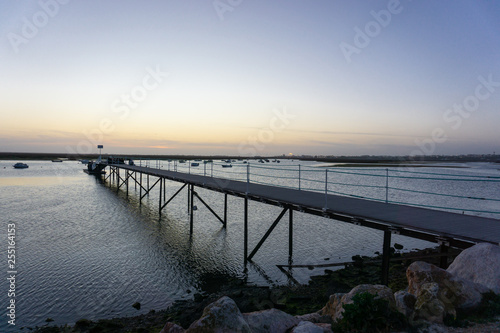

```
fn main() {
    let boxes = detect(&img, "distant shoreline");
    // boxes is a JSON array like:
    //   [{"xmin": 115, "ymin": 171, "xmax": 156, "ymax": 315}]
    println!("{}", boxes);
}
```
[{"xmin": 1, "ymin": 152, "xmax": 499, "ymax": 164}]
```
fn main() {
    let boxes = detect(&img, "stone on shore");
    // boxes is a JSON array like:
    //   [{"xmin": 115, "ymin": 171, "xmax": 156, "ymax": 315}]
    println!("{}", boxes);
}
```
[
  {"xmin": 394, "ymin": 290, "xmax": 416, "ymax": 317},
  {"xmin": 406, "ymin": 261, "xmax": 493, "ymax": 323},
  {"xmin": 320, "ymin": 284, "xmax": 395, "ymax": 321},
  {"xmin": 291, "ymin": 320, "xmax": 328, "ymax": 333},
  {"xmin": 294, "ymin": 312, "xmax": 331, "ymax": 324},
  {"xmin": 407, "ymin": 261, "xmax": 489, "ymax": 309},
  {"xmin": 446, "ymin": 243, "xmax": 500, "ymax": 294},
  {"xmin": 186, "ymin": 296, "xmax": 251, "ymax": 332},
  {"xmin": 160, "ymin": 322, "xmax": 185, "ymax": 333},
  {"xmin": 242, "ymin": 308, "xmax": 299, "ymax": 333}
]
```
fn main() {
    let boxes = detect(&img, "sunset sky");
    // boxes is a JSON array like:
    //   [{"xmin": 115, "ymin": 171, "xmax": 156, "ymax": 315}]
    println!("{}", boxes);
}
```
[{"xmin": 1, "ymin": 1, "xmax": 499, "ymax": 156}]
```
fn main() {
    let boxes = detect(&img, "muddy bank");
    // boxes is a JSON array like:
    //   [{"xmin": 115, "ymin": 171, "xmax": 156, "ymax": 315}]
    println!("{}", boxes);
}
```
[{"xmin": 30, "ymin": 246, "xmax": 462, "ymax": 332}]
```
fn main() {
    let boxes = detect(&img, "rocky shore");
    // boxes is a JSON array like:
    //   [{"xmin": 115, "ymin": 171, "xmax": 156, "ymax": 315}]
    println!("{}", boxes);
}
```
[{"xmin": 33, "ymin": 244, "xmax": 500, "ymax": 332}]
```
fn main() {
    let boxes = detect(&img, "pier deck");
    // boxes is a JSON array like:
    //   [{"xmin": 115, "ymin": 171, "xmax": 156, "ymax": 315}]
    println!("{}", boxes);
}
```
[
  {"xmin": 102, "ymin": 163, "xmax": 500, "ymax": 284},
  {"xmin": 109, "ymin": 164, "xmax": 500, "ymax": 247}
]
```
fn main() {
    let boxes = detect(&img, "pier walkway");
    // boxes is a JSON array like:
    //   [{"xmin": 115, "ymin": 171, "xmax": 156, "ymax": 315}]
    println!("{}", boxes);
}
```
[{"xmin": 102, "ymin": 163, "xmax": 500, "ymax": 284}]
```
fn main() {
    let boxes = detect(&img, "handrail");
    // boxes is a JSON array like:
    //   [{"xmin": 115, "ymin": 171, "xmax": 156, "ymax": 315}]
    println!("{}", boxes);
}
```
[{"xmin": 119, "ymin": 159, "xmax": 500, "ymax": 216}]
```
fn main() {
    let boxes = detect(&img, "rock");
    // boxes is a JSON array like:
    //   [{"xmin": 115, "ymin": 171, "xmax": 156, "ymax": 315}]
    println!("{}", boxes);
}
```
[
  {"xmin": 160, "ymin": 322, "xmax": 185, "ymax": 333},
  {"xmin": 447, "ymin": 243, "xmax": 500, "ymax": 294},
  {"xmin": 415, "ymin": 322, "xmax": 448, "ymax": 333},
  {"xmin": 295, "ymin": 312, "xmax": 331, "ymax": 323},
  {"xmin": 186, "ymin": 296, "xmax": 251, "ymax": 332},
  {"xmin": 394, "ymin": 290, "xmax": 416, "ymax": 317},
  {"xmin": 412, "ymin": 282, "xmax": 450, "ymax": 324},
  {"xmin": 291, "ymin": 321, "xmax": 325, "ymax": 333},
  {"xmin": 407, "ymin": 261, "xmax": 489, "ymax": 310},
  {"xmin": 319, "ymin": 293, "xmax": 344, "ymax": 320},
  {"xmin": 320, "ymin": 284, "xmax": 395, "ymax": 321},
  {"xmin": 314, "ymin": 323, "xmax": 333, "ymax": 332},
  {"xmin": 243, "ymin": 308, "xmax": 299, "ymax": 333}
]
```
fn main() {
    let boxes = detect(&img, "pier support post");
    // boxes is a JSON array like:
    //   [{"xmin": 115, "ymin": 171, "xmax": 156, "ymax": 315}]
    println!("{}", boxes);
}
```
[
  {"xmin": 244, "ymin": 197, "xmax": 248, "ymax": 265},
  {"xmin": 126, "ymin": 171, "xmax": 129, "ymax": 195},
  {"xmin": 381, "ymin": 230, "xmax": 392, "ymax": 286},
  {"xmin": 439, "ymin": 241, "xmax": 449, "ymax": 268},
  {"xmin": 190, "ymin": 184, "xmax": 194, "ymax": 234},
  {"xmin": 224, "ymin": 193, "xmax": 228, "ymax": 228},
  {"xmin": 139, "ymin": 172, "xmax": 142, "ymax": 205},
  {"xmin": 289, "ymin": 207, "xmax": 293, "ymax": 263},
  {"xmin": 159, "ymin": 177, "xmax": 163, "ymax": 215}
]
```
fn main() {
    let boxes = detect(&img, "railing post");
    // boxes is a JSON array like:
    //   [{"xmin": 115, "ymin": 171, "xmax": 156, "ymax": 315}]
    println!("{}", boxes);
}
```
[
  {"xmin": 324, "ymin": 169, "xmax": 328, "ymax": 210},
  {"xmin": 385, "ymin": 168, "xmax": 389, "ymax": 203},
  {"xmin": 204, "ymin": 162, "xmax": 206, "ymax": 177},
  {"xmin": 299, "ymin": 164, "xmax": 301, "ymax": 190},
  {"xmin": 189, "ymin": 162, "xmax": 191, "ymax": 174},
  {"xmin": 211, "ymin": 162, "xmax": 213, "ymax": 177}
]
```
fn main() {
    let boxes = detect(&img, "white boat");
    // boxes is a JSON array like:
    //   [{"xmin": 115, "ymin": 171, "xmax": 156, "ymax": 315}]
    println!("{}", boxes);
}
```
[{"xmin": 13, "ymin": 162, "xmax": 29, "ymax": 169}]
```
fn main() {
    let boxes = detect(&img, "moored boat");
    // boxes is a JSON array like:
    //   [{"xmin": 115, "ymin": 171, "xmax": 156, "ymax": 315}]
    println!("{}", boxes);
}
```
[{"xmin": 13, "ymin": 162, "xmax": 29, "ymax": 169}]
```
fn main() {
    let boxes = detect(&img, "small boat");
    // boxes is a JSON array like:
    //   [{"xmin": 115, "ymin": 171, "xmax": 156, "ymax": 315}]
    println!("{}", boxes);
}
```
[
  {"xmin": 52, "ymin": 159, "xmax": 63, "ymax": 162},
  {"xmin": 83, "ymin": 161, "xmax": 106, "ymax": 175},
  {"xmin": 191, "ymin": 162, "xmax": 200, "ymax": 167},
  {"xmin": 179, "ymin": 160, "xmax": 186, "ymax": 163},
  {"xmin": 221, "ymin": 164, "xmax": 232, "ymax": 168},
  {"xmin": 13, "ymin": 162, "xmax": 29, "ymax": 169},
  {"xmin": 80, "ymin": 159, "xmax": 89, "ymax": 164}
]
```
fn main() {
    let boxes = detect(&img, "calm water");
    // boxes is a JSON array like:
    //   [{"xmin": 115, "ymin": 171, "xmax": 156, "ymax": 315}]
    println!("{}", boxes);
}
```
[{"xmin": 1, "ymin": 160, "xmax": 499, "ymax": 330}]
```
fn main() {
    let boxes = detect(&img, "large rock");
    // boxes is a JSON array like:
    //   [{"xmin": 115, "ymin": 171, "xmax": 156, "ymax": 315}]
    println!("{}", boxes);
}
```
[
  {"xmin": 320, "ymin": 284, "xmax": 395, "ymax": 321},
  {"xmin": 291, "ymin": 321, "xmax": 326, "ymax": 333},
  {"xmin": 186, "ymin": 296, "xmax": 251, "ymax": 332},
  {"xmin": 242, "ymin": 308, "xmax": 299, "ymax": 333},
  {"xmin": 295, "ymin": 312, "xmax": 331, "ymax": 324},
  {"xmin": 160, "ymin": 322, "xmax": 185, "ymax": 333},
  {"xmin": 447, "ymin": 243, "xmax": 500, "ymax": 294},
  {"xmin": 412, "ymin": 282, "xmax": 451, "ymax": 324},
  {"xmin": 407, "ymin": 261, "xmax": 489, "ymax": 311},
  {"xmin": 394, "ymin": 290, "xmax": 416, "ymax": 317}
]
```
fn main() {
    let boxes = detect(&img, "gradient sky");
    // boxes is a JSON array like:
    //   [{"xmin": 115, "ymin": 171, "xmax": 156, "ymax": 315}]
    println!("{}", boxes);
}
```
[{"xmin": 1, "ymin": 0, "xmax": 499, "ymax": 156}]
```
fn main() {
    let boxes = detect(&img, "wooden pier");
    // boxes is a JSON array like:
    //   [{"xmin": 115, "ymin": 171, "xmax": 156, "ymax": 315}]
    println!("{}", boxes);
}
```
[{"xmin": 100, "ymin": 163, "xmax": 500, "ymax": 285}]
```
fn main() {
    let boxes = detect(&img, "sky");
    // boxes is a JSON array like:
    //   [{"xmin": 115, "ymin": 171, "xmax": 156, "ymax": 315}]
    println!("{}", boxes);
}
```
[{"xmin": 1, "ymin": 0, "xmax": 500, "ymax": 157}]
